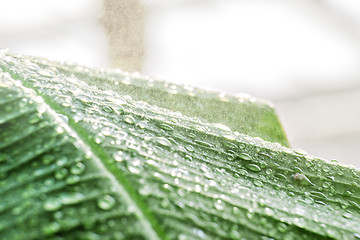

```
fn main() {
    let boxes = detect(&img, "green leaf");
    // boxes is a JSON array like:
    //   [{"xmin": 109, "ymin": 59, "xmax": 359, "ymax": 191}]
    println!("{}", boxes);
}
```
[
  {"xmin": 1, "ymin": 51, "xmax": 360, "ymax": 239},
  {"xmin": 31, "ymin": 55, "xmax": 289, "ymax": 147}
]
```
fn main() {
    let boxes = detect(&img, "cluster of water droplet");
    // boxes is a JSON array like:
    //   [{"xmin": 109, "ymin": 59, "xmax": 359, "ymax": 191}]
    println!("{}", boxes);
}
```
[
  {"xmin": 0, "ymin": 61, "xmax": 157, "ymax": 239},
  {"xmin": 1, "ymin": 50, "xmax": 360, "ymax": 239}
]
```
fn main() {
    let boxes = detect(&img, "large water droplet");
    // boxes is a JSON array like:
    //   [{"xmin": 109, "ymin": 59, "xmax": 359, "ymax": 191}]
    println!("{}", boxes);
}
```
[
  {"xmin": 343, "ymin": 212, "xmax": 353, "ymax": 219},
  {"xmin": 123, "ymin": 115, "xmax": 135, "ymax": 124},
  {"xmin": 253, "ymin": 179, "xmax": 264, "ymax": 187},
  {"xmin": 97, "ymin": 195, "xmax": 116, "ymax": 210},
  {"xmin": 185, "ymin": 145, "xmax": 195, "ymax": 152},
  {"xmin": 246, "ymin": 164, "xmax": 261, "ymax": 172},
  {"xmin": 236, "ymin": 153, "xmax": 252, "ymax": 161}
]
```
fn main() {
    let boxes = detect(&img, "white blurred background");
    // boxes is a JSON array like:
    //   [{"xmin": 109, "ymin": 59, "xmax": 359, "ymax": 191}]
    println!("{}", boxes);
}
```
[{"xmin": 1, "ymin": 0, "xmax": 359, "ymax": 167}]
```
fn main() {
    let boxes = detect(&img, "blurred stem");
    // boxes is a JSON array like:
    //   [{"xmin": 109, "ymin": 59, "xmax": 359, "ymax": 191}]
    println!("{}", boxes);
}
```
[{"xmin": 102, "ymin": 0, "xmax": 145, "ymax": 72}]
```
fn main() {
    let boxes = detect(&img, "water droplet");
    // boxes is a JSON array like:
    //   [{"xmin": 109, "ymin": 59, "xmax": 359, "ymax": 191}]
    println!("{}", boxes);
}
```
[
  {"xmin": 39, "ymin": 69, "xmax": 54, "ymax": 78},
  {"xmin": 112, "ymin": 151, "xmax": 124, "ymax": 162},
  {"xmin": 310, "ymin": 191, "xmax": 327, "ymax": 199},
  {"xmin": 185, "ymin": 145, "xmax": 195, "ymax": 152},
  {"xmin": 66, "ymin": 175, "xmax": 80, "ymax": 185},
  {"xmin": 55, "ymin": 126, "xmax": 64, "ymax": 134},
  {"xmin": 77, "ymin": 94, "xmax": 93, "ymax": 103},
  {"xmin": 214, "ymin": 199, "xmax": 225, "ymax": 210},
  {"xmin": 193, "ymin": 140, "xmax": 214, "ymax": 148},
  {"xmin": 158, "ymin": 123, "xmax": 174, "ymax": 131},
  {"xmin": 43, "ymin": 198, "xmax": 62, "ymax": 211},
  {"xmin": 105, "ymin": 95, "xmax": 127, "ymax": 105},
  {"xmin": 277, "ymin": 222, "xmax": 288, "ymax": 233},
  {"xmin": 60, "ymin": 192, "xmax": 85, "ymax": 205},
  {"xmin": 97, "ymin": 195, "xmax": 116, "ymax": 210},
  {"xmin": 123, "ymin": 115, "xmax": 135, "ymax": 124},
  {"xmin": 94, "ymin": 133, "xmax": 105, "ymax": 144},
  {"xmin": 127, "ymin": 159, "xmax": 143, "ymax": 174},
  {"xmin": 70, "ymin": 162, "xmax": 85, "ymax": 175},
  {"xmin": 55, "ymin": 168, "xmax": 68, "ymax": 180},
  {"xmin": 102, "ymin": 106, "xmax": 114, "ymax": 113},
  {"xmin": 344, "ymin": 190, "xmax": 353, "ymax": 196},
  {"xmin": 246, "ymin": 210, "xmax": 254, "ymax": 219},
  {"xmin": 153, "ymin": 137, "xmax": 171, "ymax": 147},
  {"xmin": 343, "ymin": 212, "xmax": 352, "ymax": 219},
  {"xmin": 236, "ymin": 153, "xmax": 252, "ymax": 161},
  {"xmin": 247, "ymin": 164, "xmax": 261, "ymax": 172},
  {"xmin": 253, "ymin": 180, "xmax": 264, "ymax": 187},
  {"xmin": 211, "ymin": 123, "xmax": 232, "ymax": 132}
]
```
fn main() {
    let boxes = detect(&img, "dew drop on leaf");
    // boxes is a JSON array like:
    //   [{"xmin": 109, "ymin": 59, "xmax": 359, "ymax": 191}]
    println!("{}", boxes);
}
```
[
  {"xmin": 60, "ymin": 192, "xmax": 85, "ymax": 205},
  {"xmin": 185, "ymin": 145, "xmax": 194, "ymax": 152},
  {"xmin": 38, "ymin": 69, "xmax": 54, "ymax": 78},
  {"xmin": 65, "ymin": 175, "xmax": 80, "ymax": 185},
  {"xmin": 112, "ymin": 151, "xmax": 124, "ymax": 162},
  {"xmin": 277, "ymin": 222, "xmax": 288, "ymax": 233},
  {"xmin": 55, "ymin": 168, "xmax": 68, "ymax": 180},
  {"xmin": 70, "ymin": 162, "xmax": 86, "ymax": 175},
  {"xmin": 236, "ymin": 153, "xmax": 252, "ymax": 161},
  {"xmin": 97, "ymin": 195, "xmax": 116, "ymax": 210},
  {"xmin": 343, "ymin": 212, "xmax": 353, "ymax": 219},
  {"xmin": 94, "ymin": 133, "xmax": 105, "ymax": 144},
  {"xmin": 153, "ymin": 137, "xmax": 171, "ymax": 147},
  {"xmin": 246, "ymin": 164, "xmax": 261, "ymax": 172},
  {"xmin": 123, "ymin": 115, "xmax": 135, "ymax": 124}
]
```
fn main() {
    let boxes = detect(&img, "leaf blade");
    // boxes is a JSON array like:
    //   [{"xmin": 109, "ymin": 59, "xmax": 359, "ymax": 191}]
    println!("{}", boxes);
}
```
[
  {"xmin": 1, "ymin": 51, "xmax": 360, "ymax": 239},
  {"xmin": 31, "ymin": 56, "xmax": 289, "ymax": 147}
]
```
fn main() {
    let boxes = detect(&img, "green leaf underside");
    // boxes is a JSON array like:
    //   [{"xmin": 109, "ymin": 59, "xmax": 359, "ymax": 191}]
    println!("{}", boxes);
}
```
[
  {"xmin": 30, "ymin": 55, "xmax": 289, "ymax": 147},
  {"xmin": 0, "ymin": 51, "xmax": 360, "ymax": 240}
]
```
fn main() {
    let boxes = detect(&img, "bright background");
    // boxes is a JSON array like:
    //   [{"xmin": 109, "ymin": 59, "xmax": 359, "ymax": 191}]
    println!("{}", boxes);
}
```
[{"xmin": 1, "ymin": 0, "xmax": 360, "ymax": 167}]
